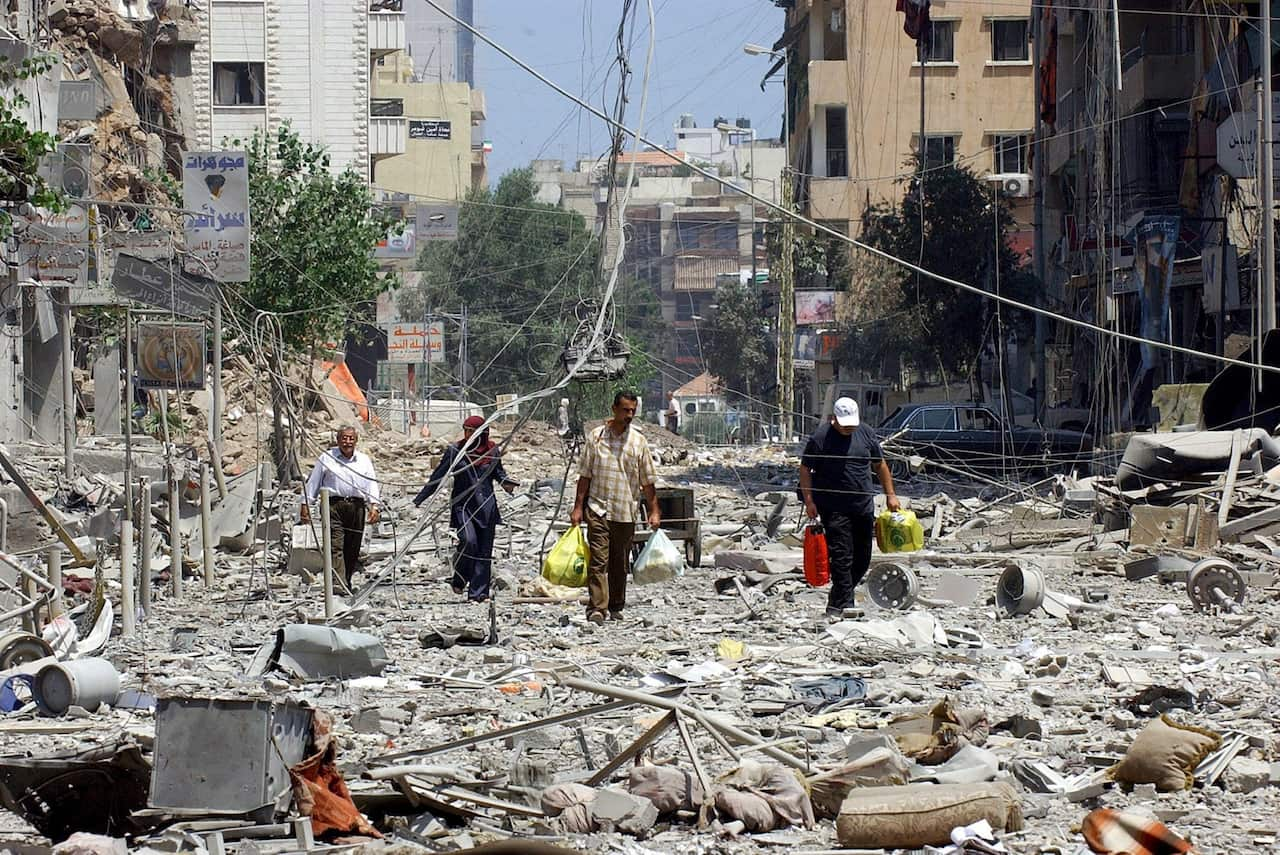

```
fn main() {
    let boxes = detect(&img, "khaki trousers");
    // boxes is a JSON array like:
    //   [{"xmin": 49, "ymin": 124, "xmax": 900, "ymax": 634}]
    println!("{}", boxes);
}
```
[{"xmin": 585, "ymin": 508, "xmax": 635, "ymax": 614}]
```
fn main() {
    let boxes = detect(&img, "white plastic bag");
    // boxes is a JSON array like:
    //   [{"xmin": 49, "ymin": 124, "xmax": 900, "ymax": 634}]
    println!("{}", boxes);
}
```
[{"xmin": 632, "ymin": 529, "xmax": 684, "ymax": 584}]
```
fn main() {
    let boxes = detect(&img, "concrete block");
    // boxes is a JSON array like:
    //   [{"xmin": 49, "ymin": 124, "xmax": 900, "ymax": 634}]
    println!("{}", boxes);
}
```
[
  {"xmin": 1224, "ymin": 756, "xmax": 1273, "ymax": 794},
  {"xmin": 589, "ymin": 788, "xmax": 658, "ymax": 835}
]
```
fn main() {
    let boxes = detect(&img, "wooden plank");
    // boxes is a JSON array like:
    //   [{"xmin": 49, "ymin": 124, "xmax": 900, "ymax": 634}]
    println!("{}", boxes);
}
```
[
  {"xmin": 586, "ymin": 711, "xmax": 676, "ymax": 786},
  {"xmin": 1221, "ymin": 505, "xmax": 1280, "ymax": 539}
]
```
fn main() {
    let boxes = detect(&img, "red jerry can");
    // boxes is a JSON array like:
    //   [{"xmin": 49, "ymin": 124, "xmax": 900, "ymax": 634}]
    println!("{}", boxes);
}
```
[{"xmin": 804, "ymin": 524, "xmax": 830, "ymax": 587}]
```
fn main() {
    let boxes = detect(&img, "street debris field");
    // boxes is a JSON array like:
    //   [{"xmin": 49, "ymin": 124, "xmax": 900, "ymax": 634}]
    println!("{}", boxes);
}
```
[{"xmin": 2, "ymin": 412, "xmax": 1280, "ymax": 855}]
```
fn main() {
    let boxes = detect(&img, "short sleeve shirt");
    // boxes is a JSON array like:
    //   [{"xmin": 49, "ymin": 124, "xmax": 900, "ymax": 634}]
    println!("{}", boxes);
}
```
[
  {"xmin": 800, "ymin": 423, "xmax": 883, "ymax": 517},
  {"xmin": 578, "ymin": 423, "xmax": 656, "ymax": 522}
]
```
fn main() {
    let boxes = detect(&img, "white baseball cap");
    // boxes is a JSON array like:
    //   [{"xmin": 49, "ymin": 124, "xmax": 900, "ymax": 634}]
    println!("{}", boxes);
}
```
[{"xmin": 833, "ymin": 397, "xmax": 860, "ymax": 427}]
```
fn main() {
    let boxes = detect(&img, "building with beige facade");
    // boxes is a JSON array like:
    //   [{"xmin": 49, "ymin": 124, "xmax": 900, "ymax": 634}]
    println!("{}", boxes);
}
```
[
  {"xmin": 371, "ymin": 51, "xmax": 487, "ymax": 201},
  {"xmin": 784, "ymin": 0, "xmax": 1035, "ymax": 233}
]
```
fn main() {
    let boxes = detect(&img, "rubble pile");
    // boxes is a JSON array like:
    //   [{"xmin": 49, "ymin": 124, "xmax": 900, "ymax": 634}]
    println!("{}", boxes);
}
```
[{"xmin": 2, "ymin": 384, "xmax": 1280, "ymax": 854}]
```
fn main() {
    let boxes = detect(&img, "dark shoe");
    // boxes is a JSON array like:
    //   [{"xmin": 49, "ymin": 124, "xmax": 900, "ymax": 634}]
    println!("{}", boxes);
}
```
[
  {"xmin": 824, "ymin": 607, "xmax": 845, "ymax": 621},
  {"xmin": 452, "ymin": 584, "xmax": 466, "ymax": 595},
  {"xmin": 587, "ymin": 610, "xmax": 606, "ymax": 625},
  {"xmin": 469, "ymin": 595, "xmax": 489, "ymax": 603},
  {"xmin": 608, "ymin": 610, "xmax": 624, "ymax": 621}
]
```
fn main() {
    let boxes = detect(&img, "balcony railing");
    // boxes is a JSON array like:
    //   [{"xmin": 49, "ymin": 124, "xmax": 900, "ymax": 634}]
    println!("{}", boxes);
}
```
[
  {"xmin": 825, "ymin": 147, "xmax": 848, "ymax": 179},
  {"xmin": 369, "ymin": 6, "xmax": 406, "ymax": 54}
]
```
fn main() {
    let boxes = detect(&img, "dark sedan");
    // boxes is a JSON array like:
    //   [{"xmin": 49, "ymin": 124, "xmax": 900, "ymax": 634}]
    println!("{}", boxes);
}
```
[{"xmin": 876, "ymin": 402, "xmax": 1093, "ymax": 479}]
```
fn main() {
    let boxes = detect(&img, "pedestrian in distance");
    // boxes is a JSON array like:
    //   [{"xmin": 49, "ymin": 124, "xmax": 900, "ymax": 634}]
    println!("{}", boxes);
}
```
[
  {"xmin": 570, "ymin": 391, "xmax": 661, "ymax": 625},
  {"xmin": 797, "ymin": 397, "xmax": 900, "ymax": 618},
  {"xmin": 664, "ymin": 392, "xmax": 680, "ymax": 436},
  {"xmin": 414, "ymin": 415, "xmax": 518, "ymax": 603},
  {"xmin": 301, "ymin": 425, "xmax": 381, "ymax": 594}
]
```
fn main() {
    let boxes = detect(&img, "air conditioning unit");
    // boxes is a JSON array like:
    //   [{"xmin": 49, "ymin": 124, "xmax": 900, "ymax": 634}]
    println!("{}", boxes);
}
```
[{"xmin": 994, "ymin": 173, "xmax": 1032, "ymax": 197}]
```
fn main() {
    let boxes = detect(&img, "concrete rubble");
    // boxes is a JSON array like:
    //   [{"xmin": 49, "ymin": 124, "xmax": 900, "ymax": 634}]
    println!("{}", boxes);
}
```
[{"xmin": 1, "ymin": 383, "xmax": 1279, "ymax": 854}]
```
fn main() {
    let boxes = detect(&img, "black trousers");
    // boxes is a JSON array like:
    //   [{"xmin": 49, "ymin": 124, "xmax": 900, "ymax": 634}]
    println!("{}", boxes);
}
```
[
  {"xmin": 453, "ymin": 521, "xmax": 496, "ymax": 600},
  {"xmin": 818, "ymin": 508, "xmax": 874, "ymax": 611},
  {"xmin": 330, "ymin": 497, "xmax": 366, "ymax": 586}
]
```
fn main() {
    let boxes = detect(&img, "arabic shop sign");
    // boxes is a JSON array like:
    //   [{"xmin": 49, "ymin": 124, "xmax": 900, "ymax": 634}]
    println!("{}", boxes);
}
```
[
  {"xmin": 408, "ymin": 119, "xmax": 451, "ymax": 140},
  {"xmin": 385, "ymin": 322, "xmax": 444, "ymax": 364},
  {"xmin": 112, "ymin": 253, "xmax": 218, "ymax": 317},
  {"xmin": 182, "ymin": 150, "xmax": 251, "ymax": 283},
  {"xmin": 1216, "ymin": 95, "xmax": 1280, "ymax": 181}
]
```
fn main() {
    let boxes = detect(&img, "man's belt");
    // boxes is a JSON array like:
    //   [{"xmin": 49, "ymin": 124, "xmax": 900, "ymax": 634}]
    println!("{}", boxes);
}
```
[{"xmin": 331, "ymin": 495, "xmax": 366, "ymax": 505}]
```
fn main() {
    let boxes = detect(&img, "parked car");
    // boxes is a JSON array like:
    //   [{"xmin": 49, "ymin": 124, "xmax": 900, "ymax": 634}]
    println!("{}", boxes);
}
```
[{"xmin": 876, "ymin": 402, "xmax": 1093, "ymax": 479}]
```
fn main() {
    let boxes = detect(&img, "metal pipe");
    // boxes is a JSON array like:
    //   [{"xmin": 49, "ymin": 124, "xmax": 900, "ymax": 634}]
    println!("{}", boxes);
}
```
[
  {"xmin": 45, "ymin": 547, "xmax": 63, "ymax": 620},
  {"xmin": 557, "ymin": 675, "xmax": 808, "ymax": 772},
  {"xmin": 200, "ymin": 463, "xmax": 214, "ymax": 586},
  {"xmin": 1259, "ymin": 0, "xmax": 1269, "ymax": 332},
  {"xmin": 169, "ymin": 459, "xmax": 183, "ymax": 600},
  {"xmin": 0, "ymin": 497, "xmax": 7, "ymax": 552},
  {"xmin": 60, "ymin": 294, "xmax": 74, "ymax": 480},
  {"xmin": 0, "ymin": 551, "xmax": 55, "ymax": 591},
  {"xmin": 20, "ymin": 573, "xmax": 36, "ymax": 634},
  {"xmin": 120, "ymin": 519, "xmax": 135, "ymax": 637},
  {"xmin": 139, "ymin": 477, "xmax": 152, "ymax": 617},
  {"xmin": 320, "ymin": 488, "xmax": 334, "ymax": 618}
]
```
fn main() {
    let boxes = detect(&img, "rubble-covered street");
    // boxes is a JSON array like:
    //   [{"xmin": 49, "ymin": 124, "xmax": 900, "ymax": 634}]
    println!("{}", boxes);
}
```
[{"xmin": 2, "ymin": 387, "xmax": 1279, "ymax": 855}]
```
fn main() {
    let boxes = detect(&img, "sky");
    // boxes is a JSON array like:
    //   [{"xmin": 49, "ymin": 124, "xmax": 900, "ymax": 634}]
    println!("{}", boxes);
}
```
[{"xmin": 473, "ymin": 1, "xmax": 786, "ymax": 183}]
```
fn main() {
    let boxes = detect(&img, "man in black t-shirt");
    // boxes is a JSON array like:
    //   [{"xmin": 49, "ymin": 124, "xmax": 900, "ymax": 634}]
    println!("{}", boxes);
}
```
[{"xmin": 798, "ymin": 397, "xmax": 900, "ymax": 617}]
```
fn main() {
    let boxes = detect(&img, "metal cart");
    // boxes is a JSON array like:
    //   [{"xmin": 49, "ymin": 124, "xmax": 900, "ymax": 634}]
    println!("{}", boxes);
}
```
[{"xmin": 630, "ymin": 486, "xmax": 702, "ymax": 568}]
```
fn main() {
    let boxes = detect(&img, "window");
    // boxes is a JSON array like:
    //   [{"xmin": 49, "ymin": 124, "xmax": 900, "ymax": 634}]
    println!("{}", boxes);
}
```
[
  {"xmin": 993, "ymin": 133, "xmax": 1029, "ymax": 174},
  {"xmin": 825, "ymin": 106, "xmax": 848, "ymax": 178},
  {"xmin": 921, "ymin": 135, "xmax": 956, "ymax": 170},
  {"xmin": 906, "ymin": 407, "xmax": 957, "ymax": 431},
  {"xmin": 990, "ymin": 19, "xmax": 1029, "ymax": 62},
  {"xmin": 959, "ymin": 408, "xmax": 999, "ymax": 431},
  {"xmin": 923, "ymin": 20, "xmax": 955, "ymax": 63},
  {"xmin": 213, "ymin": 62, "xmax": 265, "ymax": 107}
]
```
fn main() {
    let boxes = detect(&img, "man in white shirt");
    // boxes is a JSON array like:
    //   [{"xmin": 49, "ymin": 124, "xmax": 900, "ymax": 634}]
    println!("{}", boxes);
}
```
[{"xmin": 301, "ymin": 425, "xmax": 381, "ymax": 589}]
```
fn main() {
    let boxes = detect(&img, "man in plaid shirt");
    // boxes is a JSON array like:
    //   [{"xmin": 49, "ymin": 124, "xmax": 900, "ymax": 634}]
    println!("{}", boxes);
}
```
[{"xmin": 570, "ymin": 390, "xmax": 661, "ymax": 624}]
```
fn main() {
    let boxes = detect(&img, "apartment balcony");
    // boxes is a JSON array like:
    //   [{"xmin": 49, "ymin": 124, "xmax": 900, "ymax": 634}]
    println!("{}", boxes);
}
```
[
  {"xmin": 807, "ymin": 59, "xmax": 847, "ymax": 108},
  {"xmin": 370, "ymin": 115, "xmax": 407, "ymax": 157},
  {"xmin": 471, "ymin": 89, "xmax": 486, "ymax": 123},
  {"xmin": 369, "ymin": 2, "xmax": 406, "ymax": 57},
  {"xmin": 1118, "ymin": 48, "xmax": 1196, "ymax": 116}
]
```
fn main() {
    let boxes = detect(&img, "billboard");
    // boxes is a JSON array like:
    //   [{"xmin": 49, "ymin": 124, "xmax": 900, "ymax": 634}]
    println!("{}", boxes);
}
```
[
  {"xmin": 386, "ymin": 322, "xmax": 444, "ymax": 364},
  {"xmin": 415, "ymin": 205, "xmax": 459, "ymax": 241},
  {"xmin": 112, "ymin": 253, "xmax": 217, "ymax": 317},
  {"xmin": 136, "ymin": 322, "xmax": 206, "ymax": 390},
  {"xmin": 795, "ymin": 290, "xmax": 836, "ymax": 325},
  {"xmin": 183, "ymin": 150, "xmax": 251, "ymax": 282}
]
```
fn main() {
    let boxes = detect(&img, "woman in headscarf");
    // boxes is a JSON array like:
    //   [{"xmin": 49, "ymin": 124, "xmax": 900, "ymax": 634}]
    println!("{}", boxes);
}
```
[{"xmin": 413, "ymin": 415, "xmax": 518, "ymax": 602}]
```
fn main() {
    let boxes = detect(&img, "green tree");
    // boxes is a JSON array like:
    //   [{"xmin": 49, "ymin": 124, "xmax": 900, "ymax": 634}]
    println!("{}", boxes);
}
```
[
  {"xmin": 842, "ymin": 162, "xmax": 1035, "ymax": 384},
  {"xmin": 0, "ymin": 50, "xmax": 63, "ymax": 236},
  {"xmin": 402, "ymin": 168, "xmax": 607, "ymax": 398},
  {"xmin": 702, "ymin": 277, "xmax": 773, "ymax": 403},
  {"xmin": 231, "ymin": 124, "xmax": 395, "ymax": 350}
]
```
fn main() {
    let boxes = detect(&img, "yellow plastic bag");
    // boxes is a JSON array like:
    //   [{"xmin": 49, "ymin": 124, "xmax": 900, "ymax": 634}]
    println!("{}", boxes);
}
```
[
  {"xmin": 875, "ymin": 509, "xmax": 925, "ymax": 553},
  {"xmin": 541, "ymin": 525, "xmax": 590, "ymax": 587}
]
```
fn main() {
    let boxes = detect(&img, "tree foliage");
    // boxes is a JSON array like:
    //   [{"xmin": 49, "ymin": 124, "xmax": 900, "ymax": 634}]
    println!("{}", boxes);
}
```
[
  {"xmin": 840, "ymin": 162, "xmax": 1035, "ymax": 382},
  {"xmin": 702, "ymin": 277, "xmax": 773, "ymax": 402},
  {"xmin": 402, "ymin": 168, "xmax": 607, "ymax": 398},
  {"xmin": 232, "ymin": 124, "xmax": 394, "ymax": 350},
  {"xmin": 0, "ymin": 51, "xmax": 63, "ymax": 237}
]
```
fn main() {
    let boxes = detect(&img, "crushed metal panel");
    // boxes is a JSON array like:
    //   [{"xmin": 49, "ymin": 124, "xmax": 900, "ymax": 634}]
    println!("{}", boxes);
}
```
[
  {"xmin": 257, "ymin": 625, "xmax": 389, "ymax": 680},
  {"xmin": 0, "ymin": 742, "xmax": 151, "ymax": 841},
  {"xmin": 150, "ymin": 698, "xmax": 312, "ymax": 815},
  {"xmin": 1129, "ymin": 505, "xmax": 1190, "ymax": 548}
]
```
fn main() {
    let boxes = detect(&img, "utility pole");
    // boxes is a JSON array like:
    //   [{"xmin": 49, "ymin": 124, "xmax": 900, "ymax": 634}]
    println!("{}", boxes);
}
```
[
  {"xmin": 1032, "ymin": 7, "xmax": 1048, "ymax": 421},
  {"xmin": 779, "ymin": 171, "xmax": 795, "ymax": 442},
  {"xmin": 1263, "ymin": 0, "xmax": 1276, "ymax": 335},
  {"xmin": 59, "ymin": 291, "xmax": 74, "ymax": 479},
  {"xmin": 211, "ymin": 294, "xmax": 223, "ymax": 456}
]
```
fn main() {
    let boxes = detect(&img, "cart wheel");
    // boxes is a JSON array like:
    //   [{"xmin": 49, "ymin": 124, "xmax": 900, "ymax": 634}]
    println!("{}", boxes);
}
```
[{"xmin": 686, "ymin": 538, "xmax": 702, "ymax": 569}]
